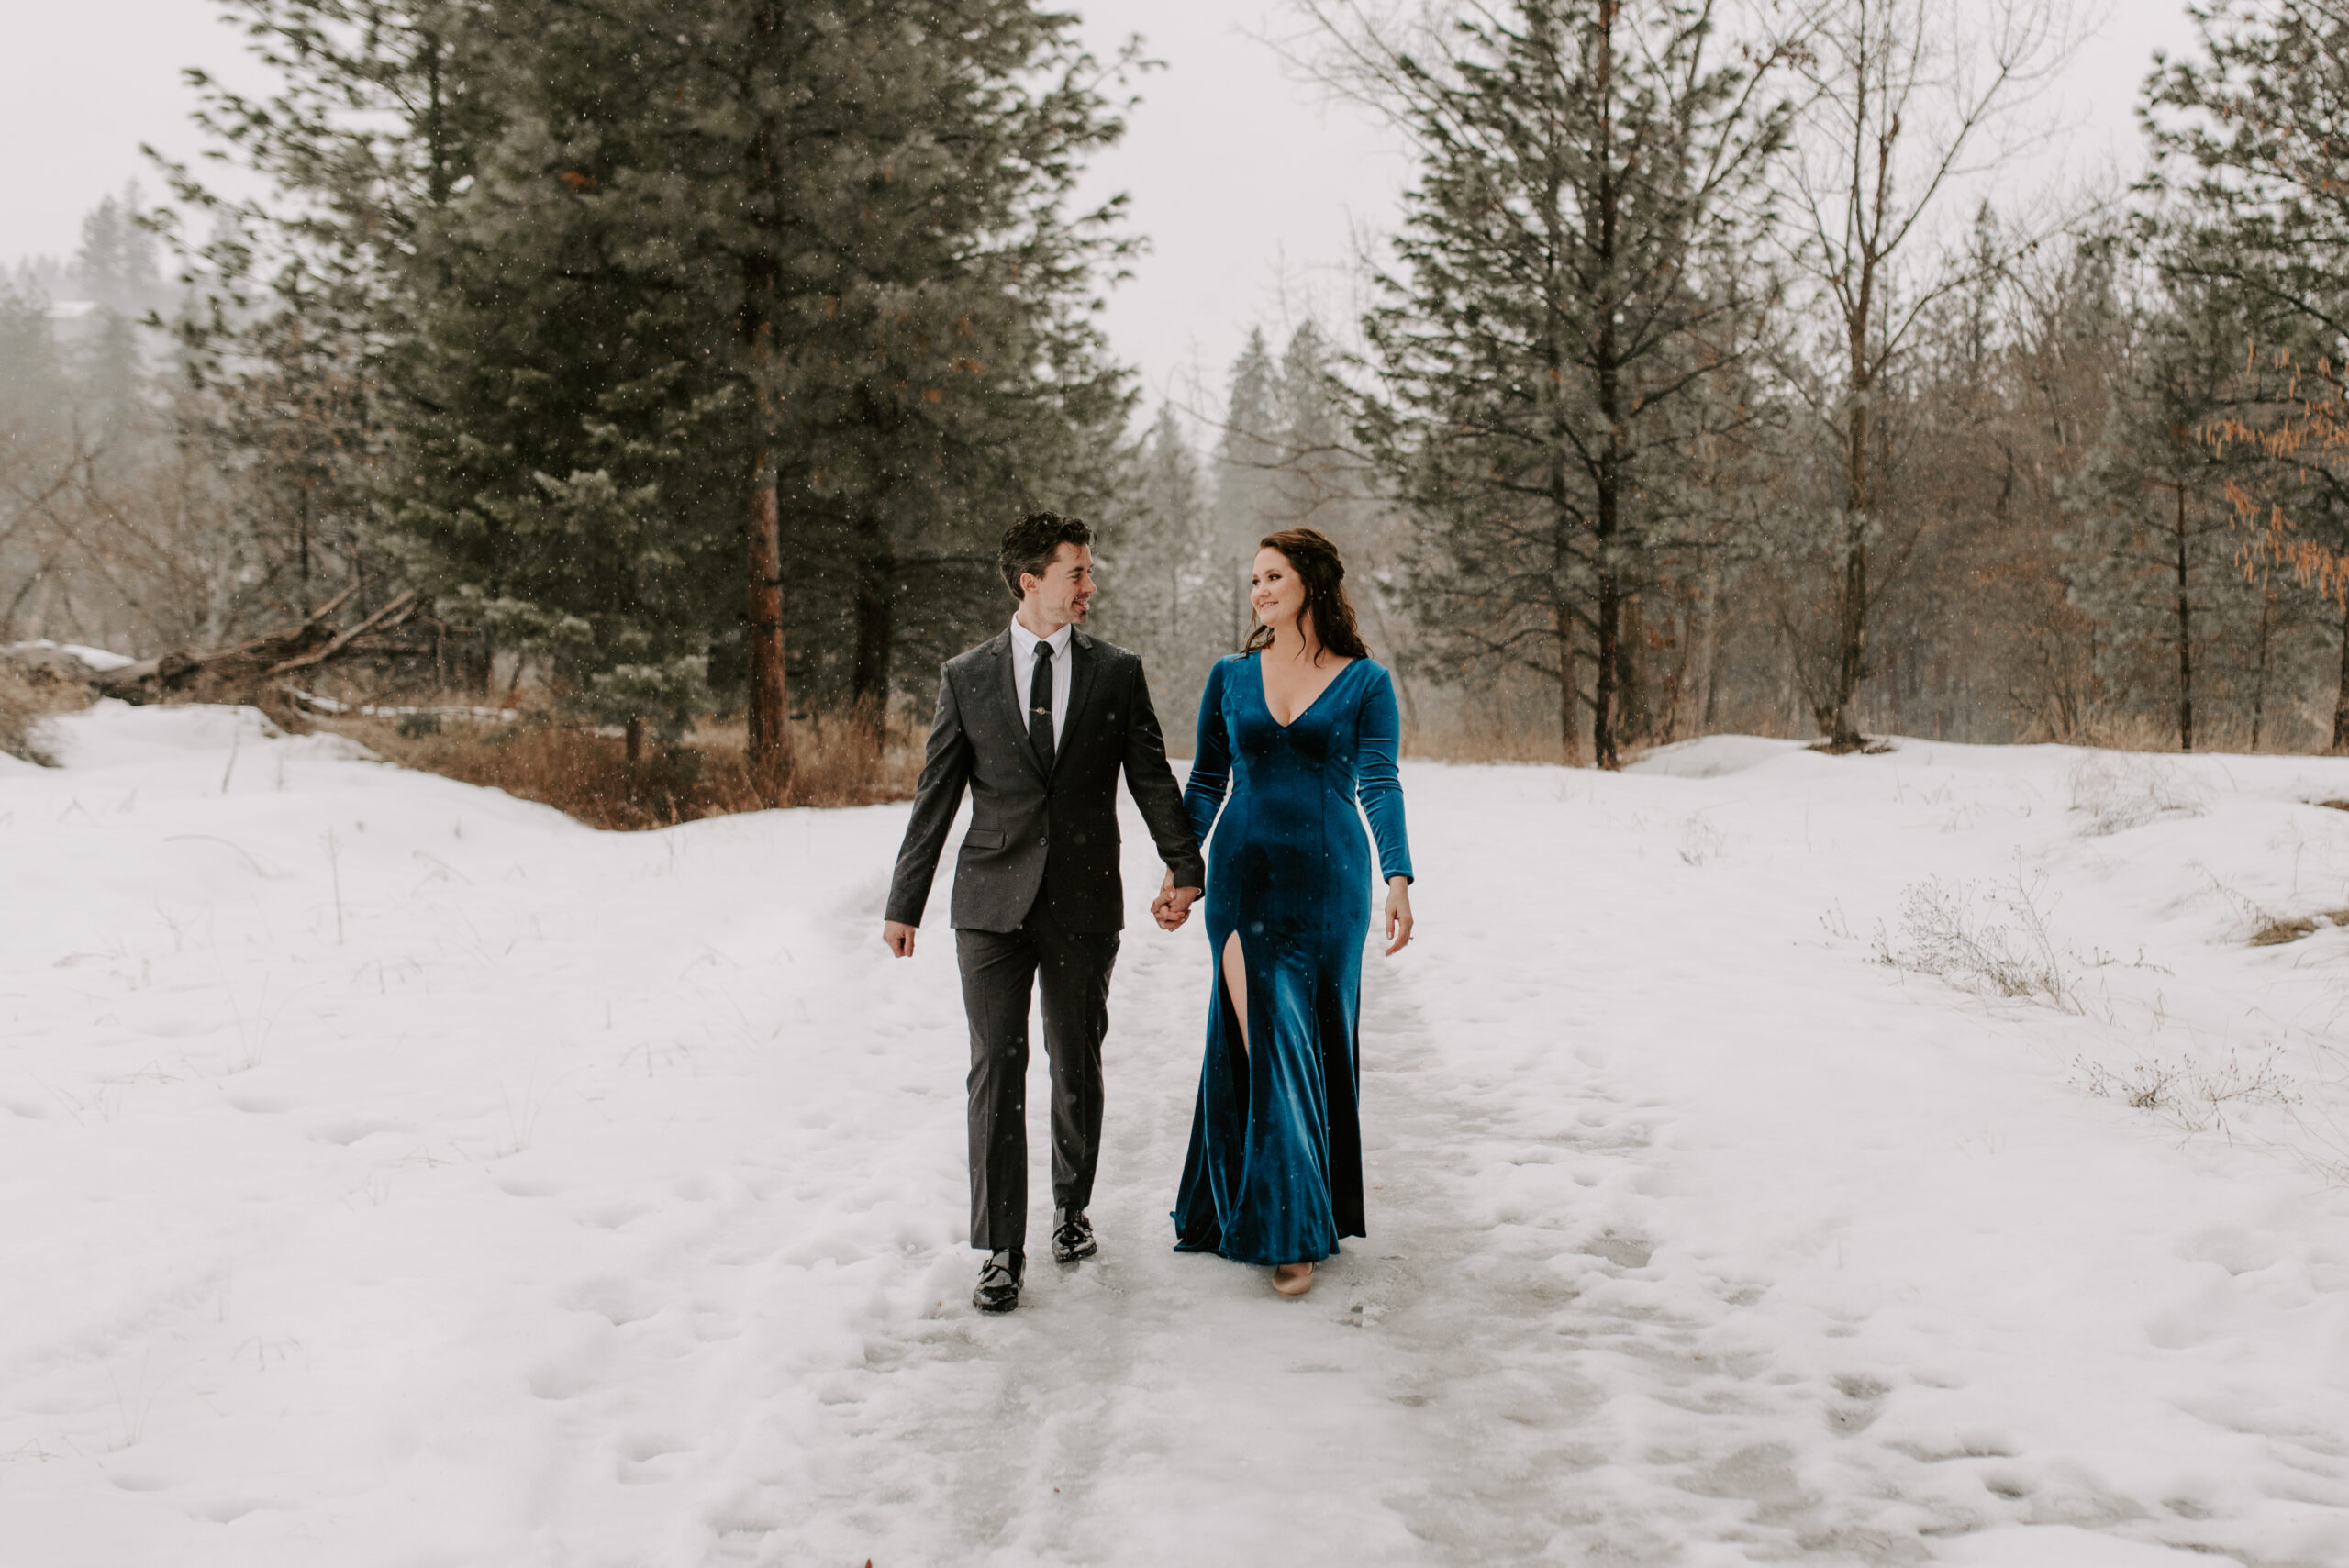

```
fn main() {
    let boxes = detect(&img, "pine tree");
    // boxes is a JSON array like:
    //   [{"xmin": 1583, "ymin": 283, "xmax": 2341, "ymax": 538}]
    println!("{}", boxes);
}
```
[
  {"xmin": 1269, "ymin": 322, "xmax": 1343, "ymax": 534},
  {"xmin": 1213, "ymin": 328, "xmax": 1283, "ymax": 646},
  {"xmin": 1330, "ymin": 0, "xmax": 1787, "ymax": 765},
  {"xmin": 72, "ymin": 185, "xmax": 165, "ymax": 315},
  {"xmin": 155, "ymin": 2, "xmax": 490, "ymax": 637},
  {"xmin": 1098, "ymin": 404, "xmax": 1219, "ymax": 734},
  {"xmin": 1264, "ymin": 320, "xmax": 1416, "ymax": 684},
  {"xmin": 63, "ymin": 185, "xmax": 168, "ymax": 473},
  {"xmin": 169, "ymin": 0, "xmax": 1135, "ymax": 774},
  {"xmin": 2143, "ymin": 0, "xmax": 2349, "ymax": 748},
  {"xmin": 2065, "ymin": 284, "xmax": 2280, "ymax": 751}
]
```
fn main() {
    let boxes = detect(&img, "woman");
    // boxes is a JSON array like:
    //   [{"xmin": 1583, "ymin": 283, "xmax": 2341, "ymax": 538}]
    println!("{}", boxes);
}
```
[{"xmin": 1163, "ymin": 528, "xmax": 1414, "ymax": 1297}]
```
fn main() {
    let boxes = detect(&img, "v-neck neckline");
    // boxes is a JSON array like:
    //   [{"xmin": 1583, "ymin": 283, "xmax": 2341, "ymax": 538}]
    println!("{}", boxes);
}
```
[{"xmin": 1254, "ymin": 651, "xmax": 1355, "ymax": 730}]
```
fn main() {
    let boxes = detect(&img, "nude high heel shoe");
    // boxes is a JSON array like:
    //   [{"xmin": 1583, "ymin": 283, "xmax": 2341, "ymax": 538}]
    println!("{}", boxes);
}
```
[{"xmin": 1271, "ymin": 1262, "xmax": 1314, "ymax": 1296}]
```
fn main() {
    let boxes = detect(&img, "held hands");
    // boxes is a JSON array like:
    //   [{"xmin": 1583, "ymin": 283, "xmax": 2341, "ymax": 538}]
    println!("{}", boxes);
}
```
[
  {"xmin": 888, "ymin": 885, "xmax": 1203, "ymax": 948},
  {"xmin": 1384, "ymin": 876, "xmax": 1415, "ymax": 956},
  {"xmin": 1152, "ymin": 869, "xmax": 1203, "ymax": 932},
  {"xmin": 1149, "ymin": 872, "xmax": 1408, "ymax": 946}
]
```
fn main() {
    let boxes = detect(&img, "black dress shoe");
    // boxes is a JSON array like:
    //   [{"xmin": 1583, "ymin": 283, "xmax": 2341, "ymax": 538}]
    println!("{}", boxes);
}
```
[
  {"xmin": 972, "ymin": 1249, "xmax": 1023, "ymax": 1313},
  {"xmin": 1052, "ymin": 1209, "xmax": 1097, "ymax": 1265}
]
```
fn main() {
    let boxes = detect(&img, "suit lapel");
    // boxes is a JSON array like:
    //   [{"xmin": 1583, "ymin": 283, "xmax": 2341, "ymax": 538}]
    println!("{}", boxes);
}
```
[
  {"xmin": 1057, "ymin": 630, "xmax": 1100, "ymax": 776},
  {"xmin": 979, "ymin": 630, "xmax": 1046, "ymax": 787}
]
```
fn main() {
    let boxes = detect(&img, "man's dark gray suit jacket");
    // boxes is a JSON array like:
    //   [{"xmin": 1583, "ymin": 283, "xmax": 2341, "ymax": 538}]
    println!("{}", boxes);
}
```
[{"xmin": 885, "ymin": 628, "xmax": 1205, "ymax": 933}]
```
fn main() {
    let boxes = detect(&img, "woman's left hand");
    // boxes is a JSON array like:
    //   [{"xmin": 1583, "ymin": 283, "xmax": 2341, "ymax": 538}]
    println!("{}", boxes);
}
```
[{"xmin": 1383, "ymin": 876, "xmax": 1414, "ymax": 956}]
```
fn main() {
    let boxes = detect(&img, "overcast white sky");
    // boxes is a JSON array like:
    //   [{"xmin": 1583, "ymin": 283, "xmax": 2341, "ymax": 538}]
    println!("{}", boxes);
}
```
[{"xmin": 6, "ymin": 0, "xmax": 2203, "ymax": 427}]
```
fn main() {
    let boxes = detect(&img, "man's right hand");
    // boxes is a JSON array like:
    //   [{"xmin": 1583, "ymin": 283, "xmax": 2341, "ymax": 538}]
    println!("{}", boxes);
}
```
[{"xmin": 883, "ymin": 920, "xmax": 918, "ymax": 958}]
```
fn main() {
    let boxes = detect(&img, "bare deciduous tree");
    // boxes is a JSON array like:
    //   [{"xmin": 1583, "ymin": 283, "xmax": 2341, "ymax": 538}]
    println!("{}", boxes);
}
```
[{"xmin": 1774, "ymin": 0, "xmax": 2087, "ymax": 748}]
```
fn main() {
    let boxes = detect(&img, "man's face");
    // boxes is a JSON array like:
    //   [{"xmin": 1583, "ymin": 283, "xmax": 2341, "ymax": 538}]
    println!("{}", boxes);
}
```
[{"xmin": 1021, "ymin": 542, "xmax": 1096, "ymax": 626}]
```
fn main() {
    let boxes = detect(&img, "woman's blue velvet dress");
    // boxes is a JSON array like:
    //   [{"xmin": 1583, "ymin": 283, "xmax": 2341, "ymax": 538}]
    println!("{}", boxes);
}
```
[{"xmin": 1173, "ymin": 652, "xmax": 1413, "ymax": 1267}]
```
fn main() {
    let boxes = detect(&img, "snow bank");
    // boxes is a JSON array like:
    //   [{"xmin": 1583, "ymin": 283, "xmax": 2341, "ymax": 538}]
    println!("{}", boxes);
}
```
[
  {"xmin": 5, "ymin": 708, "xmax": 2348, "ymax": 1565},
  {"xmin": 3, "ymin": 638, "xmax": 139, "ymax": 675},
  {"xmin": 1625, "ymin": 732, "xmax": 1813, "ymax": 777}
]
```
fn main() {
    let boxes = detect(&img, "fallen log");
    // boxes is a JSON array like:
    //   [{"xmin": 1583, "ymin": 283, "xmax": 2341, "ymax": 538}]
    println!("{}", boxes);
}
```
[
  {"xmin": 266, "ymin": 591, "xmax": 418, "ymax": 677},
  {"xmin": 90, "ymin": 587, "xmax": 417, "ymax": 719}
]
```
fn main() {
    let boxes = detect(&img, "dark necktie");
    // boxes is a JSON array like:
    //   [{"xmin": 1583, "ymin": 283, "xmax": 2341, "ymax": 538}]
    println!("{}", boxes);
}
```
[{"xmin": 1029, "ymin": 639, "xmax": 1056, "ymax": 775}]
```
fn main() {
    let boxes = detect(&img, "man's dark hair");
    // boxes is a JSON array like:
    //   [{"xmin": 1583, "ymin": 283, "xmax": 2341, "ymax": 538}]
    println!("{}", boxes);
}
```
[{"xmin": 998, "ymin": 511, "xmax": 1092, "ymax": 600}]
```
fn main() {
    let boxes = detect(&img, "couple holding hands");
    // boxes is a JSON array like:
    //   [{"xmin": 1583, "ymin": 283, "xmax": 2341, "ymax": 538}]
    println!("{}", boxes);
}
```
[{"xmin": 883, "ymin": 512, "xmax": 1415, "ymax": 1312}]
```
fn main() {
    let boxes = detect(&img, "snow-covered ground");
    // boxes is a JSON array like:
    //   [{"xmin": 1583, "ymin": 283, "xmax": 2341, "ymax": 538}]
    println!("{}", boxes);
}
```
[{"xmin": 6, "ymin": 701, "xmax": 2349, "ymax": 1567}]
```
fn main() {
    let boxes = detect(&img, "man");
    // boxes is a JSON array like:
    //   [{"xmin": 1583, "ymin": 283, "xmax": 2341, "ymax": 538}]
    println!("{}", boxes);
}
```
[{"xmin": 883, "ymin": 512, "xmax": 1205, "ymax": 1313}]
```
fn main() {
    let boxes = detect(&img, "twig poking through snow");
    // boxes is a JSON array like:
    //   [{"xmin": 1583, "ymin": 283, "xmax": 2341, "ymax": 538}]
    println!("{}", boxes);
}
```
[
  {"xmin": 1879, "ymin": 862, "xmax": 2079, "ymax": 1012},
  {"xmin": 2075, "ymin": 1046, "xmax": 2298, "ymax": 1138},
  {"xmin": 324, "ymin": 830, "xmax": 345, "ymax": 946},
  {"xmin": 2069, "ymin": 754, "xmax": 2211, "ymax": 837}
]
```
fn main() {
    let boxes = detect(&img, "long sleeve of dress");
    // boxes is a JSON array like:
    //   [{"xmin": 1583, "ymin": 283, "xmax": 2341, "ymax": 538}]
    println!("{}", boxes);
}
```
[
  {"xmin": 1183, "ymin": 658, "xmax": 1233, "ymax": 848},
  {"xmin": 1354, "ymin": 667, "xmax": 1413, "ymax": 884}
]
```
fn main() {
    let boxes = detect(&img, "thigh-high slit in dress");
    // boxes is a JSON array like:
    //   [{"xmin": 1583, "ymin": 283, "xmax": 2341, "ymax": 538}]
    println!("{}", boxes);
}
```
[{"xmin": 1172, "ymin": 652, "xmax": 1413, "ymax": 1267}]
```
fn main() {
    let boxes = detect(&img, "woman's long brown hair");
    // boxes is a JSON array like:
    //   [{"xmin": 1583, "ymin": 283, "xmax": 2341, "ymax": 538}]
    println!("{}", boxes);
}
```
[{"xmin": 1243, "ymin": 527, "xmax": 1371, "ymax": 661}]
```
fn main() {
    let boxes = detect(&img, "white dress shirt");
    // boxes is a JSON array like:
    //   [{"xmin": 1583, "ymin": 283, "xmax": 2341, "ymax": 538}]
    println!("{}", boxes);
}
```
[{"xmin": 1008, "ymin": 618, "xmax": 1073, "ymax": 749}]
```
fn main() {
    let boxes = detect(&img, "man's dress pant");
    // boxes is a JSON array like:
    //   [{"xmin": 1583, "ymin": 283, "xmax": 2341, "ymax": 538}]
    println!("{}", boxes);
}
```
[{"xmin": 956, "ymin": 901, "xmax": 1119, "ymax": 1252}]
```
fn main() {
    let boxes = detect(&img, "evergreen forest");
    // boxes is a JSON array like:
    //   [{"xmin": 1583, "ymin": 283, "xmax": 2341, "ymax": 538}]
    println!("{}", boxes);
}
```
[{"xmin": 6, "ymin": 0, "xmax": 2349, "ymax": 788}]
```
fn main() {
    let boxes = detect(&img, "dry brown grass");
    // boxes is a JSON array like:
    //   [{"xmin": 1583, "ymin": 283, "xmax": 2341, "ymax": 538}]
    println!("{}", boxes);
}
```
[
  {"xmin": 323, "ymin": 708, "xmax": 919, "ymax": 830},
  {"xmin": 0, "ymin": 668, "xmax": 51, "ymax": 765},
  {"xmin": 2053, "ymin": 708, "xmax": 2331, "ymax": 755},
  {"xmin": 0, "ymin": 660, "xmax": 95, "ymax": 765},
  {"xmin": 1403, "ymin": 726, "xmax": 1575, "ymax": 764},
  {"xmin": 1401, "ymin": 696, "xmax": 1586, "ymax": 763}
]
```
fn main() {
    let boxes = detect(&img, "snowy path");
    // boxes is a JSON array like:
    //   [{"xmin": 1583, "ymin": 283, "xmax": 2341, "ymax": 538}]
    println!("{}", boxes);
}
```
[{"xmin": 6, "ymin": 703, "xmax": 2349, "ymax": 1565}]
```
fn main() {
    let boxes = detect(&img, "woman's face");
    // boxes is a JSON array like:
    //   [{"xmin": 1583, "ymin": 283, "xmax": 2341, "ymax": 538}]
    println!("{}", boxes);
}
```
[{"xmin": 1251, "ymin": 548, "xmax": 1307, "ymax": 632}]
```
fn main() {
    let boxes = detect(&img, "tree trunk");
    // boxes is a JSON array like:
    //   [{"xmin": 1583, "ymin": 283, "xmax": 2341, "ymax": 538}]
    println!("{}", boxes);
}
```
[
  {"xmin": 624, "ymin": 715, "xmax": 644, "ymax": 762},
  {"xmin": 1594, "ymin": 571, "xmax": 1622, "ymax": 768},
  {"xmin": 1553, "ymin": 597, "xmax": 1581, "ymax": 766},
  {"xmin": 2251, "ymin": 589, "xmax": 2275, "ymax": 751},
  {"xmin": 743, "ymin": 427, "xmax": 792, "ymax": 795},
  {"xmin": 1559, "ymin": 661, "xmax": 1576, "ymax": 766},
  {"xmin": 1829, "ymin": 385, "xmax": 1871, "ymax": 750},
  {"xmin": 2173, "ymin": 483, "xmax": 2194, "ymax": 753},
  {"xmin": 740, "ymin": 2, "xmax": 793, "ymax": 801},
  {"xmin": 1588, "ymin": 0, "xmax": 1625, "ymax": 771},
  {"xmin": 1660, "ymin": 587, "xmax": 1694, "ymax": 742},
  {"xmin": 1826, "ymin": 98, "xmax": 1880, "ymax": 753},
  {"xmin": 851, "ymin": 535, "xmax": 896, "ymax": 741},
  {"xmin": 1614, "ymin": 591, "xmax": 1645, "ymax": 749},
  {"xmin": 420, "ymin": 28, "xmax": 451, "ymax": 207},
  {"xmin": 1697, "ymin": 573, "xmax": 1720, "ymax": 732},
  {"xmin": 1542, "ymin": 236, "xmax": 1580, "ymax": 770},
  {"xmin": 2334, "ymin": 598, "xmax": 2349, "ymax": 753},
  {"xmin": 1543, "ymin": 334, "xmax": 1581, "ymax": 766},
  {"xmin": 297, "ymin": 478, "xmax": 313, "ymax": 614}
]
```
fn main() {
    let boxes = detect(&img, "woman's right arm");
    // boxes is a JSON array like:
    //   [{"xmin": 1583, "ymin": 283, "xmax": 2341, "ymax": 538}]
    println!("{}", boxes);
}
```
[{"xmin": 1182, "ymin": 659, "xmax": 1233, "ymax": 847}]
